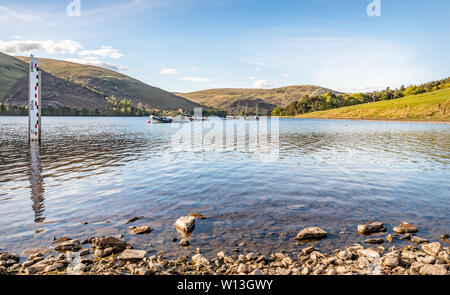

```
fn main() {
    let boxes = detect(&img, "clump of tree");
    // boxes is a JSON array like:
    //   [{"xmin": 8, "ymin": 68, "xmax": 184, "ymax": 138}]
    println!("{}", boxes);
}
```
[{"xmin": 272, "ymin": 77, "xmax": 450, "ymax": 116}]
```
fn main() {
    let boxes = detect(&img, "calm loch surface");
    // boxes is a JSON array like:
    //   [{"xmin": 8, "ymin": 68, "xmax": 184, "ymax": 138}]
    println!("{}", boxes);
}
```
[{"xmin": 0, "ymin": 116, "xmax": 449, "ymax": 257}]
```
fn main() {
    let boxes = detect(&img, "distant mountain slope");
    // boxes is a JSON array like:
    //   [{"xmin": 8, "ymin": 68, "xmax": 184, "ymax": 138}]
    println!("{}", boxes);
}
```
[
  {"xmin": 297, "ymin": 88, "xmax": 450, "ymax": 122},
  {"xmin": 178, "ymin": 85, "xmax": 339, "ymax": 114},
  {"xmin": 4, "ymin": 70, "xmax": 109, "ymax": 110},
  {"xmin": 0, "ymin": 52, "xmax": 29, "ymax": 99},
  {"xmin": 10, "ymin": 55, "xmax": 201, "ymax": 111}
]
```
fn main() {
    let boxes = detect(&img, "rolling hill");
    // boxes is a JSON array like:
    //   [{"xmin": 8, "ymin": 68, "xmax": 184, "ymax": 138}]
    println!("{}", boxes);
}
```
[
  {"xmin": 0, "ymin": 52, "xmax": 29, "ymax": 99},
  {"xmin": 296, "ymin": 88, "xmax": 450, "ymax": 122},
  {"xmin": 0, "ymin": 52, "xmax": 202, "ymax": 112},
  {"xmin": 178, "ymin": 85, "xmax": 339, "ymax": 114}
]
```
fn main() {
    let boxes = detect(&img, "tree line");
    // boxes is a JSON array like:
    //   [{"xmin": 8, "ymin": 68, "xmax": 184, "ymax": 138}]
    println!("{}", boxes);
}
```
[
  {"xmin": 0, "ymin": 95, "xmax": 227, "ymax": 117},
  {"xmin": 271, "ymin": 78, "xmax": 450, "ymax": 116}
]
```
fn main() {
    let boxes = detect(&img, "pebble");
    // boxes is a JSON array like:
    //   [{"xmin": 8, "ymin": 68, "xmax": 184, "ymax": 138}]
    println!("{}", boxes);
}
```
[
  {"xmin": 125, "ymin": 216, "xmax": 143, "ymax": 224},
  {"xmin": 301, "ymin": 246, "xmax": 315, "ymax": 255},
  {"xmin": 180, "ymin": 239, "xmax": 190, "ymax": 247}
]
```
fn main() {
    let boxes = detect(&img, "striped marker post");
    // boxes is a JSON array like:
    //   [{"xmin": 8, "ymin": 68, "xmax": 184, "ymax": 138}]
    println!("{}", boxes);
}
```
[{"xmin": 28, "ymin": 55, "xmax": 41, "ymax": 142}]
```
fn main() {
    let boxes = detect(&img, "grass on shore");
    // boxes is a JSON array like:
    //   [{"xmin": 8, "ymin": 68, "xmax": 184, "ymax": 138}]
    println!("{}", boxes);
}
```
[{"xmin": 296, "ymin": 88, "xmax": 450, "ymax": 122}]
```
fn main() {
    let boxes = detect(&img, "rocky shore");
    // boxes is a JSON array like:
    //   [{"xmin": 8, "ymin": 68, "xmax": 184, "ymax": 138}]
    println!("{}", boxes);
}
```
[{"xmin": 0, "ymin": 219, "xmax": 448, "ymax": 276}]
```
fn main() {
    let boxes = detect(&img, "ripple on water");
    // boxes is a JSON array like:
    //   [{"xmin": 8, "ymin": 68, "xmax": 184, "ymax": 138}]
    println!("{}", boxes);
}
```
[{"xmin": 0, "ymin": 116, "xmax": 449, "ymax": 257}]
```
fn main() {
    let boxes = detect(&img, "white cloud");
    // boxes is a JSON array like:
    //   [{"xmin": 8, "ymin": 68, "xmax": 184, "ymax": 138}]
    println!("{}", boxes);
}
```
[
  {"xmin": 0, "ymin": 40, "xmax": 83, "ymax": 55},
  {"xmin": 12, "ymin": 35, "xmax": 22, "ymax": 39},
  {"xmin": 282, "ymin": 73, "xmax": 291, "ymax": 78},
  {"xmin": 65, "ymin": 56, "xmax": 129, "ymax": 72},
  {"xmin": 248, "ymin": 76, "xmax": 257, "ymax": 81},
  {"xmin": 240, "ymin": 34, "xmax": 429, "ymax": 92},
  {"xmin": 191, "ymin": 66, "xmax": 199, "ymax": 72},
  {"xmin": 78, "ymin": 46, "xmax": 123, "ymax": 59},
  {"xmin": 161, "ymin": 68, "xmax": 180, "ymax": 75},
  {"xmin": 253, "ymin": 79, "xmax": 271, "ymax": 88},
  {"xmin": 0, "ymin": 6, "xmax": 42, "ymax": 22},
  {"xmin": 180, "ymin": 77, "xmax": 211, "ymax": 83}
]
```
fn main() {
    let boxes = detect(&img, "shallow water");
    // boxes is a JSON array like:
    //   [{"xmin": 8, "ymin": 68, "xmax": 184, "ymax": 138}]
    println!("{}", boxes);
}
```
[{"xmin": 0, "ymin": 116, "xmax": 449, "ymax": 258}]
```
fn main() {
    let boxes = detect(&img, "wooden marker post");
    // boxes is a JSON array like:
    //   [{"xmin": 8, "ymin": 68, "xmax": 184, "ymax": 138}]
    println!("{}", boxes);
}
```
[{"xmin": 28, "ymin": 55, "xmax": 41, "ymax": 142}]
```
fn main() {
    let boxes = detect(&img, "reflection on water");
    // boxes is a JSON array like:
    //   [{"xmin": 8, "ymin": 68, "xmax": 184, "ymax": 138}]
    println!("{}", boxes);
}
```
[
  {"xmin": 0, "ymin": 116, "xmax": 449, "ymax": 257},
  {"xmin": 28, "ymin": 143, "xmax": 45, "ymax": 223}
]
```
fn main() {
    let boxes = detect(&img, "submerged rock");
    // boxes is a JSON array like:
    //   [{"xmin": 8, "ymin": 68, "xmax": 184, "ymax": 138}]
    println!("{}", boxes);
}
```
[
  {"xmin": 365, "ymin": 238, "xmax": 384, "ymax": 244},
  {"xmin": 393, "ymin": 222, "xmax": 418, "ymax": 234},
  {"xmin": 125, "ymin": 216, "xmax": 143, "ymax": 224},
  {"xmin": 189, "ymin": 213, "xmax": 207, "ymax": 219},
  {"xmin": 175, "ymin": 216, "xmax": 196, "ymax": 234},
  {"xmin": 51, "ymin": 237, "xmax": 72, "ymax": 244},
  {"xmin": 295, "ymin": 227, "xmax": 327, "ymax": 241},
  {"xmin": 400, "ymin": 233, "xmax": 411, "ymax": 241},
  {"xmin": 411, "ymin": 236, "xmax": 429, "ymax": 244},
  {"xmin": 129, "ymin": 226, "xmax": 152, "ymax": 234},
  {"xmin": 180, "ymin": 239, "xmax": 190, "ymax": 247},
  {"xmin": 357, "ymin": 221, "xmax": 386, "ymax": 234}
]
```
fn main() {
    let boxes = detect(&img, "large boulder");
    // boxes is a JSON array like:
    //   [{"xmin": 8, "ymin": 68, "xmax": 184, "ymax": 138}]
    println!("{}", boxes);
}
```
[
  {"xmin": 295, "ymin": 227, "xmax": 327, "ymax": 241},
  {"xmin": 382, "ymin": 253, "xmax": 400, "ymax": 268},
  {"xmin": 175, "ymin": 216, "xmax": 196, "ymax": 234},
  {"xmin": 91, "ymin": 236, "xmax": 129, "ymax": 253},
  {"xmin": 357, "ymin": 222, "xmax": 386, "ymax": 234},
  {"xmin": 393, "ymin": 222, "xmax": 418, "ymax": 234},
  {"xmin": 419, "ymin": 264, "xmax": 447, "ymax": 275},
  {"xmin": 422, "ymin": 242, "xmax": 441, "ymax": 256}
]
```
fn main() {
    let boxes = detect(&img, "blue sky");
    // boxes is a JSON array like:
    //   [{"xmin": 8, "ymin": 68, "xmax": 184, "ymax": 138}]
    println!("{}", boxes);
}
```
[{"xmin": 0, "ymin": 0, "xmax": 449, "ymax": 93}]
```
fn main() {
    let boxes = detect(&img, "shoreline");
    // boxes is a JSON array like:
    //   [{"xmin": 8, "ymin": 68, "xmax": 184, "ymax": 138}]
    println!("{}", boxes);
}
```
[
  {"xmin": 280, "ymin": 116, "xmax": 450, "ymax": 125},
  {"xmin": 1, "ymin": 221, "xmax": 448, "ymax": 276}
]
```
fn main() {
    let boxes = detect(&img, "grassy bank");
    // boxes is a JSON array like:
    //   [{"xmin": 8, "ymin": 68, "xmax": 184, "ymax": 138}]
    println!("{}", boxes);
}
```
[{"xmin": 295, "ymin": 88, "xmax": 450, "ymax": 122}]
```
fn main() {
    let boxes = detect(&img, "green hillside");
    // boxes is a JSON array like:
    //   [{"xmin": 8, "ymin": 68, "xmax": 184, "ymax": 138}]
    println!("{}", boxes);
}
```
[
  {"xmin": 297, "ymin": 88, "xmax": 450, "ymax": 122},
  {"xmin": 0, "ymin": 52, "xmax": 29, "ymax": 98},
  {"xmin": 13, "ymin": 56, "xmax": 201, "ymax": 112},
  {"xmin": 178, "ymin": 85, "xmax": 338, "ymax": 114}
]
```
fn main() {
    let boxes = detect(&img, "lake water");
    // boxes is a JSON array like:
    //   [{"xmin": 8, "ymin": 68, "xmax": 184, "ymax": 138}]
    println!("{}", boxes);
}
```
[{"xmin": 0, "ymin": 116, "xmax": 449, "ymax": 258}]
